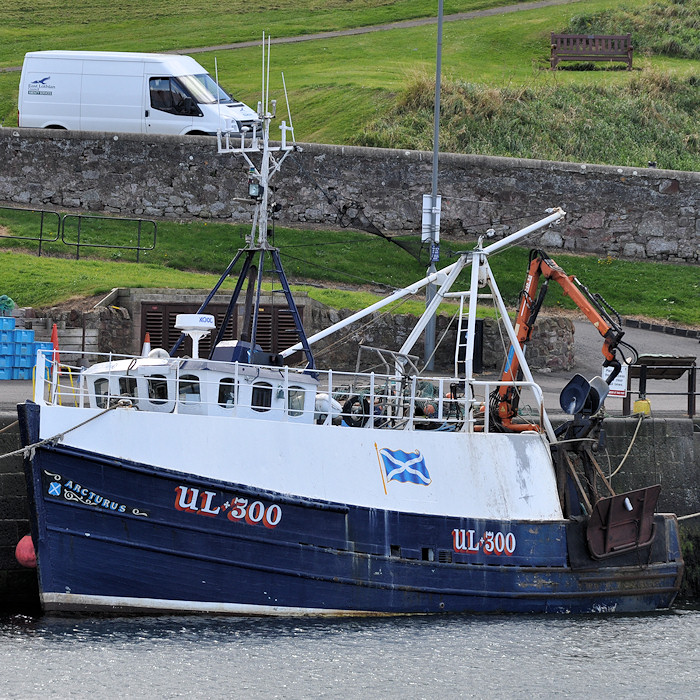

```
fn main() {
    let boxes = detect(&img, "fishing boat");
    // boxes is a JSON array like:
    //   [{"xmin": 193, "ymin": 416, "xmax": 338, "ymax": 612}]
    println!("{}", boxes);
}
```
[{"xmin": 17, "ymin": 58, "xmax": 683, "ymax": 616}]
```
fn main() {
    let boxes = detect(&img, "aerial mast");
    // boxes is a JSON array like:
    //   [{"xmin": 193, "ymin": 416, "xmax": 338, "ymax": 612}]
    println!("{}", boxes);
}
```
[{"xmin": 170, "ymin": 35, "xmax": 314, "ymax": 368}]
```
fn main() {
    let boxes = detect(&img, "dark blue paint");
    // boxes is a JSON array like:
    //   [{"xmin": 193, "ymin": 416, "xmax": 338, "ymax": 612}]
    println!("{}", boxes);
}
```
[{"xmin": 21, "ymin": 406, "xmax": 682, "ymax": 615}]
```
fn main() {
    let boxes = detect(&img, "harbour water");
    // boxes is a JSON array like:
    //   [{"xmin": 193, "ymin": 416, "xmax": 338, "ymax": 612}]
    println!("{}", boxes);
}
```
[{"xmin": 1, "ymin": 608, "xmax": 698, "ymax": 699}]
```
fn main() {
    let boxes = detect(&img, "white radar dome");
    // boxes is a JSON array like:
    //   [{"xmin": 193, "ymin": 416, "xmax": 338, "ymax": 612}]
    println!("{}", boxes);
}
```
[{"xmin": 174, "ymin": 314, "xmax": 216, "ymax": 331}]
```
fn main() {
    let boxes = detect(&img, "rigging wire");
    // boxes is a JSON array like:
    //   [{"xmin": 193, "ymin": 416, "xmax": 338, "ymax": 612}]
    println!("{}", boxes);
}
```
[
  {"xmin": 309, "ymin": 294, "xmax": 414, "ymax": 361},
  {"xmin": 279, "ymin": 250, "xmax": 397, "ymax": 290},
  {"xmin": 418, "ymin": 308, "xmax": 460, "ymax": 375},
  {"xmin": 288, "ymin": 153, "xmax": 423, "ymax": 261}
]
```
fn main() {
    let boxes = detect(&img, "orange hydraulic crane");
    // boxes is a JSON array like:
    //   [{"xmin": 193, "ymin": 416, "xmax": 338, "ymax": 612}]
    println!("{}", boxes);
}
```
[{"xmin": 494, "ymin": 249, "xmax": 635, "ymax": 432}]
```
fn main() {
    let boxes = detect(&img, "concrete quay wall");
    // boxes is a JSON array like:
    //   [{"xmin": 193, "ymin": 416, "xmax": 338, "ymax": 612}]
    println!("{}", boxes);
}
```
[{"xmin": 0, "ymin": 129, "xmax": 698, "ymax": 263}]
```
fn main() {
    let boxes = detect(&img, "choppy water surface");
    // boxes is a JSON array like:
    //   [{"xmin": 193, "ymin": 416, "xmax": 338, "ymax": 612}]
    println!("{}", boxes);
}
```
[{"xmin": 1, "ymin": 609, "xmax": 698, "ymax": 698}]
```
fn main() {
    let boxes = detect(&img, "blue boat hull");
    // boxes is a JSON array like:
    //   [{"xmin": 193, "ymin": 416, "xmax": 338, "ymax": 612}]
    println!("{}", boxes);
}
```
[{"xmin": 20, "ymin": 406, "xmax": 683, "ymax": 615}]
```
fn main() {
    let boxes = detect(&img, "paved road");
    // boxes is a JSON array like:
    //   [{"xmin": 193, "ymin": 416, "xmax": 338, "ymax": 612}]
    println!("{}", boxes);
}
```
[
  {"xmin": 1, "ymin": 321, "xmax": 696, "ymax": 418},
  {"xmin": 0, "ymin": 0, "xmax": 577, "ymax": 73},
  {"xmin": 534, "ymin": 320, "xmax": 698, "ymax": 416}
]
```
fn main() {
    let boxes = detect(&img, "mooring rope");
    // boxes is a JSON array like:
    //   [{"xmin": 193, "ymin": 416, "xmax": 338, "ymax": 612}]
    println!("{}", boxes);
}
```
[
  {"xmin": 0, "ymin": 403, "xmax": 122, "ymax": 461},
  {"xmin": 0, "ymin": 420, "xmax": 19, "ymax": 434},
  {"xmin": 608, "ymin": 413, "xmax": 645, "ymax": 479}
]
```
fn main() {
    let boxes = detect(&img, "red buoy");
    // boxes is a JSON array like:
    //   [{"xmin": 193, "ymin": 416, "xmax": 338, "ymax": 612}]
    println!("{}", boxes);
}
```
[{"xmin": 15, "ymin": 534, "xmax": 37, "ymax": 568}]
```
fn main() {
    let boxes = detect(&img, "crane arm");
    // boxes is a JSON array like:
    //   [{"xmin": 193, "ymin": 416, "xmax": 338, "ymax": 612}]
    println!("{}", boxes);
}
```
[{"xmin": 496, "ymin": 250, "xmax": 626, "ymax": 430}]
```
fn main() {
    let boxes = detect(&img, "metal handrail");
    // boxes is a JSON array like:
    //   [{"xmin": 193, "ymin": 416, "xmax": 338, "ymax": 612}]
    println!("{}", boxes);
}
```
[
  {"xmin": 622, "ymin": 360, "xmax": 698, "ymax": 417},
  {"xmin": 0, "ymin": 206, "xmax": 157, "ymax": 261},
  {"xmin": 61, "ymin": 214, "xmax": 157, "ymax": 261},
  {"xmin": 0, "ymin": 206, "xmax": 60, "ymax": 256}
]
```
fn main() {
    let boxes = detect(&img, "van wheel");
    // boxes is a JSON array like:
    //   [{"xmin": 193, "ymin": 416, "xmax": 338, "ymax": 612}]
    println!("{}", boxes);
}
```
[
  {"xmin": 44, "ymin": 125, "xmax": 67, "ymax": 129},
  {"xmin": 187, "ymin": 130, "xmax": 209, "ymax": 136}
]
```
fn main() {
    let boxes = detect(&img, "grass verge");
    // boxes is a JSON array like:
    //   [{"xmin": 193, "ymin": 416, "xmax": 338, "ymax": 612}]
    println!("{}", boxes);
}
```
[{"xmin": 1, "ymin": 214, "xmax": 698, "ymax": 326}]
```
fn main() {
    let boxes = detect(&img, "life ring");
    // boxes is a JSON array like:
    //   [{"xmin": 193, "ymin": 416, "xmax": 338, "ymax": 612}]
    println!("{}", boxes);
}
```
[{"xmin": 342, "ymin": 395, "xmax": 370, "ymax": 427}]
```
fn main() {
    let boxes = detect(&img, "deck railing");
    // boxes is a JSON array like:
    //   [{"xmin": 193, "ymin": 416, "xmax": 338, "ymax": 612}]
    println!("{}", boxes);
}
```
[{"xmin": 35, "ymin": 351, "xmax": 548, "ymax": 434}]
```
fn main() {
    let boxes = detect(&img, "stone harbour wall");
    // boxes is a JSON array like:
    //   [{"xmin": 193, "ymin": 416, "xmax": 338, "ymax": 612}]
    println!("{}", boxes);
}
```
[
  {"xmin": 0, "ymin": 413, "xmax": 40, "ymax": 614},
  {"xmin": 603, "ymin": 417, "xmax": 700, "ymax": 517},
  {"xmin": 0, "ymin": 128, "xmax": 698, "ymax": 263},
  {"xmin": 307, "ymin": 305, "xmax": 574, "ymax": 374},
  {"xmin": 22, "ymin": 288, "xmax": 575, "ymax": 373}
]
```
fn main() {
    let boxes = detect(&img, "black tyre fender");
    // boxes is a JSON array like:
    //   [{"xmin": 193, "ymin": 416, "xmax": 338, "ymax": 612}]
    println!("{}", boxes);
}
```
[{"xmin": 342, "ymin": 395, "xmax": 370, "ymax": 428}]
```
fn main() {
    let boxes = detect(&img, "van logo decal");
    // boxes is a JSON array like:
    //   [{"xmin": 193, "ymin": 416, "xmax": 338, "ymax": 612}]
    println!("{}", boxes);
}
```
[{"xmin": 28, "ymin": 76, "xmax": 55, "ymax": 95}]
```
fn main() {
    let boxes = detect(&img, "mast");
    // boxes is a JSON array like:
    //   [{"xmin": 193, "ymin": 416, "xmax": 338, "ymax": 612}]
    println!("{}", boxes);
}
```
[{"xmin": 171, "ymin": 35, "xmax": 314, "ymax": 368}]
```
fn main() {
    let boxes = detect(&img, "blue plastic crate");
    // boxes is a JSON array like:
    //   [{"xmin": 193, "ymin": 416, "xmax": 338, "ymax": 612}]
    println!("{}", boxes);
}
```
[
  {"xmin": 15, "ymin": 355, "xmax": 34, "ymax": 368},
  {"xmin": 11, "ymin": 367, "xmax": 32, "ymax": 380},
  {"xmin": 0, "ymin": 342, "xmax": 12, "ymax": 355},
  {"xmin": 13, "ymin": 342, "xmax": 33, "ymax": 356},
  {"xmin": 0, "ymin": 367, "xmax": 13, "ymax": 380},
  {"xmin": 0, "ymin": 317, "xmax": 16, "ymax": 330},
  {"xmin": 0, "ymin": 356, "xmax": 13, "ymax": 368},
  {"xmin": 0, "ymin": 329, "xmax": 13, "ymax": 343},
  {"xmin": 34, "ymin": 342, "xmax": 54, "ymax": 356},
  {"xmin": 13, "ymin": 329, "xmax": 35, "ymax": 343}
]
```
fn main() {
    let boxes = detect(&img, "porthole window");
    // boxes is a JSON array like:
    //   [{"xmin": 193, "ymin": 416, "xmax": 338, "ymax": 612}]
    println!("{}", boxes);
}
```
[
  {"xmin": 178, "ymin": 374, "xmax": 200, "ymax": 403},
  {"xmin": 147, "ymin": 375, "xmax": 169, "ymax": 405},
  {"xmin": 251, "ymin": 382, "xmax": 272, "ymax": 412},
  {"xmin": 218, "ymin": 378, "xmax": 236, "ymax": 408},
  {"xmin": 94, "ymin": 377, "xmax": 110, "ymax": 408},
  {"xmin": 288, "ymin": 386, "xmax": 306, "ymax": 417}
]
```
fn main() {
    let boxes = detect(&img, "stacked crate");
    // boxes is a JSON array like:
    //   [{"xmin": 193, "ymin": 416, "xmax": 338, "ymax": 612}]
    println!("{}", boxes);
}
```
[{"xmin": 0, "ymin": 318, "xmax": 53, "ymax": 380}]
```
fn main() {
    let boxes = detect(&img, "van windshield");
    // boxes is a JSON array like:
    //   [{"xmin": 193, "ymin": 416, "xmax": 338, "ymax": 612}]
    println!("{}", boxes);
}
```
[{"xmin": 179, "ymin": 74, "xmax": 234, "ymax": 105}]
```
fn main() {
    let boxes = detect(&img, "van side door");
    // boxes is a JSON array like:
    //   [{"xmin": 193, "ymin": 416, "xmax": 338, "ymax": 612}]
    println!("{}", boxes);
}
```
[
  {"xmin": 145, "ymin": 77, "xmax": 198, "ymax": 134},
  {"xmin": 80, "ymin": 59, "xmax": 145, "ymax": 133}
]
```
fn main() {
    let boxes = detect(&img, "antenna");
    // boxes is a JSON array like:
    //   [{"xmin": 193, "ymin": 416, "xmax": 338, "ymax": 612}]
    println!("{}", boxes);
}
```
[
  {"xmin": 185, "ymin": 33, "xmax": 315, "ymax": 368},
  {"xmin": 216, "ymin": 34, "xmax": 295, "ymax": 248},
  {"xmin": 214, "ymin": 57, "xmax": 221, "ymax": 136},
  {"xmin": 266, "ymin": 34, "xmax": 271, "ymax": 115},
  {"xmin": 282, "ymin": 72, "xmax": 295, "ymax": 143},
  {"xmin": 261, "ymin": 32, "xmax": 266, "ymax": 118}
]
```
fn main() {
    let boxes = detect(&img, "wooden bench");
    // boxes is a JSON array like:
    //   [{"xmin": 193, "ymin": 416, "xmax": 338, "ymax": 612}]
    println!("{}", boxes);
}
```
[{"xmin": 550, "ymin": 33, "xmax": 633, "ymax": 70}]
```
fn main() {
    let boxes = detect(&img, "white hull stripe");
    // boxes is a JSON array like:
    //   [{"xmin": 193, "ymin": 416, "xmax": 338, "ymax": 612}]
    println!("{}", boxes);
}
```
[{"xmin": 41, "ymin": 592, "xmax": 379, "ymax": 617}]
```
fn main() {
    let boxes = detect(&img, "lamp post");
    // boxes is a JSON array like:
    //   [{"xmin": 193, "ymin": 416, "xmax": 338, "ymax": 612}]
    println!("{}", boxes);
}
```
[{"xmin": 423, "ymin": 0, "xmax": 444, "ymax": 370}]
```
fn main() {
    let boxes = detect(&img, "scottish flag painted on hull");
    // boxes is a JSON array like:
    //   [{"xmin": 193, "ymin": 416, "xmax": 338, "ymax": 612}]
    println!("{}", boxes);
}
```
[{"xmin": 378, "ymin": 447, "xmax": 431, "ymax": 485}]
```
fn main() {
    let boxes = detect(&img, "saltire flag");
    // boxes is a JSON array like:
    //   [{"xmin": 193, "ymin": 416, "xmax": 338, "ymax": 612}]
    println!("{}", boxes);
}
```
[{"xmin": 379, "ymin": 448, "xmax": 431, "ymax": 486}]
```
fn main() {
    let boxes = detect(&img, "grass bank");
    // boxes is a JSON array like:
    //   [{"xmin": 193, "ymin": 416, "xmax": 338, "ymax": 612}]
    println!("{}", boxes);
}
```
[
  {"xmin": 1, "ymin": 214, "xmax": 698, "ymax": 326},
  {"xmin": 2, "ymin": 0, "xmax": 699, "ymax": 170},
  {"xmin": 356, "ymin": 68, "xmax": 700, "ymax": 170}
]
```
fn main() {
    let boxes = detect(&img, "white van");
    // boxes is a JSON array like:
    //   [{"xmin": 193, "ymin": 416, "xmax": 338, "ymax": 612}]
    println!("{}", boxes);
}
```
[{"xmin": 18, "ymin": 51, "xmax": 259, "ymax": 136}]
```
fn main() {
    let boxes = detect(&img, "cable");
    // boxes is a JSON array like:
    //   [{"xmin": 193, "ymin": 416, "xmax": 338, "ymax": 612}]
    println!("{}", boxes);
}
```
[{"xmin": 279, "ymin": 250, "xmax": 396, "ymax": 290}]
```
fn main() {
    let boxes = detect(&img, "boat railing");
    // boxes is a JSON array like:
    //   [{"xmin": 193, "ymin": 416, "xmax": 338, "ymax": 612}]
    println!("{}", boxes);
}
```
[{"xmin": 35, "ymin": 351, "xmax": 546, "ymax": 434}]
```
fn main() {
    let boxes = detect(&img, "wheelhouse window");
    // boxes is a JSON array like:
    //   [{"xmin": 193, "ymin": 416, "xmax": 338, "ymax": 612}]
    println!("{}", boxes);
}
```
[
  {"xmin": 288, "ymin": 386, "xmax": 306, "ymax": 417},
  {"xmin": 94, "ymin": 377, "xmax": 110, "ymax": 408},
  {"xmin": 178, "ymin": 374, "xmax": 201, "ymax": 403},
  {"xmin": 218, "ymin": 378, "xmax": 236, "ymax": 408},
  {"xmin": 251, "ymin": 382, "xmax": 272, "ymax": 413},
  {"xmin": 147, "ymin": 375, "xmax": 169, "ymax": 405},
  {"xmin": 149, "ymin": 77, "xmax": 201, "ymax": 116},
  {"xmin": 119, "ymin": 376, "xmax": 138, "ymax": 398}
]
